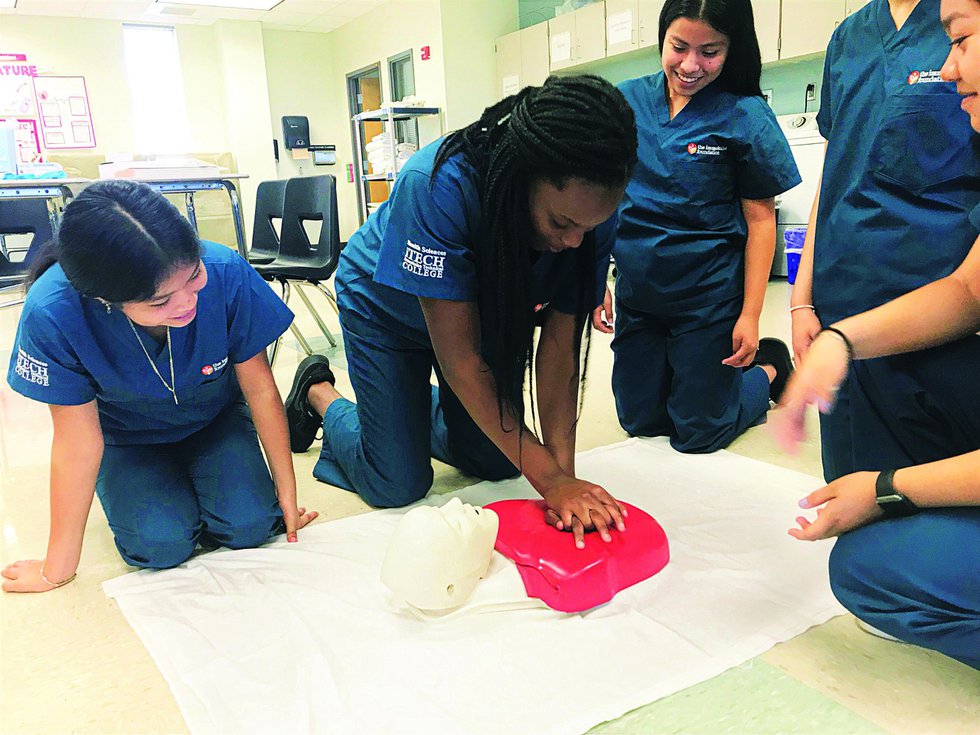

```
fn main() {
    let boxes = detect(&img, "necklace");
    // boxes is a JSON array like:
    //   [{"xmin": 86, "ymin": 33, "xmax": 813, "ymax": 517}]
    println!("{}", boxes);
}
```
[{"xmin": 127, "ymin": 318, "xmax": 178, "ymax": 406}]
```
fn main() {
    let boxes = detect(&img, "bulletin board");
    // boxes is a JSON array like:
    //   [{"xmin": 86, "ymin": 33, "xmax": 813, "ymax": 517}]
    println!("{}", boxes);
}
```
[
  {"xmin": 32, "ymin": 75, "xmax": 96, "ymax": 149},
  {"xmin": 0, "ymin": 117, "xmax": 42, "ymax": 164},
  {"xmin": 0, "ymin": 54, "xmax": 38, "ymax": 117}
]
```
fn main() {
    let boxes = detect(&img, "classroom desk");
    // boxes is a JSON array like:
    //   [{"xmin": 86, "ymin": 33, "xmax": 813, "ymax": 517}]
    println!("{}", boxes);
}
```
[
  {"xmin": 0, "ymin": 177, "xmax": 90, "ymax": 223},
  {"xmin": 128, "ymin": 173, "xmax": 249, "ymax": 258}
]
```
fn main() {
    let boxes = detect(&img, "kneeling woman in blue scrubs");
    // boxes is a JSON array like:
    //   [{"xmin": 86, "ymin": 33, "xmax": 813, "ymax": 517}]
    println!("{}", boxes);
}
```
[
  {"xmin": 601, "ymin": 0, "xmax": 800, "ymax": 453},
  {"xmin": 286, "ymin": 76, "xmax": 637, "ymax": 548},
  {"xmin": 2, "ymin": 181, "xmax": 316, "ymax": 593}
]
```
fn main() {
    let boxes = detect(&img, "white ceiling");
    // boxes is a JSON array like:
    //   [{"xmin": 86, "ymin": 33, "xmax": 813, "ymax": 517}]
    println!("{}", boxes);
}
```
[{"xmin": 0, "ymin": 0, "xmax": 393, "ymax": 34}]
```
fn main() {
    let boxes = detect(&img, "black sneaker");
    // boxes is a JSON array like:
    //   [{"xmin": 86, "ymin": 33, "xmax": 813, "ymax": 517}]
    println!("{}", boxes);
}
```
[
  {"xmin": 753, "ymin": 337, "xmax": 793, "ymax": 403},
  {"xmin": 284, "ymin": 354, "xmax": 335, "ymax": 453}
]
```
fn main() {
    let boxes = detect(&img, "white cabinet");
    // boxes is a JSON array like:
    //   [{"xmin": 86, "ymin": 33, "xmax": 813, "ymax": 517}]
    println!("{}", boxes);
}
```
[
  {"xmin": 779, "ymin": 0, "xmax": 846, "ymax": 59},
  {"xmin": 754, "ymin": 0, "xmax": 781, "ymax": 63},
  {"xmin": 521, "ymin": 22, "xmax": 551, "ymax": 86},
  {"xmin": 494, "ymin": 24, "xmax": 551, "ymax": 101},
  {"xmin": 549, "ymin": 1, "xmax": 607, "ymax": 71},
  {"xmin": 495, "ymin": 29, "xmax": 523, "ymax": 99},
  {"xmin": 606, "ymin": 0, "xmax": 640, "ymax": 56},
  {"xmin": 637, "ymin": 0, "xmax": 665, "ymax": 48}
]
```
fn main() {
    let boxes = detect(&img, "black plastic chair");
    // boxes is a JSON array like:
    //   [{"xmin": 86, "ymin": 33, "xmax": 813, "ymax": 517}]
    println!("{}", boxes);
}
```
[
  {"xmin": 246, "ymin": 179, "xmax": 288, "ymax": 265},
  {"xmin": 254, "ymin": 175, "xmax": 342, "ymax": 364},
  {"xmin": 1, "ymin": 198, "xmax": 56, "ymax": 308}
]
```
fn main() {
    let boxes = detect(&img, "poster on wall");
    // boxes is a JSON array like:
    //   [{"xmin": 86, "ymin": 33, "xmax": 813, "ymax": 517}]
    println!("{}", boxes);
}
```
[
  {"xmin": 32, "ymin": 75, "xmax": 96, "ymax": 149},
  {"xmin": 0, "ymin": 117, "xmax": 42, "ymax": 164},
  {"xmin": 0, "ymin": 53, "xmax": 39, "ymax": 117}
]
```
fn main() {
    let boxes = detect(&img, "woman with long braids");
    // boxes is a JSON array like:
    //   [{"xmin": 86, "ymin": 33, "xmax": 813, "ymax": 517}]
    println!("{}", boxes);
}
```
[
  {"xmin": 285, "ymin": 75, "xmax": 638, "ymax": 548},
  {"xmin": 595, "ymin": 0, "xmax": 800, "ymax": 453},
  {"xmin": 2, "ymin": 181, "xmax": 316, "ymax": 593}
]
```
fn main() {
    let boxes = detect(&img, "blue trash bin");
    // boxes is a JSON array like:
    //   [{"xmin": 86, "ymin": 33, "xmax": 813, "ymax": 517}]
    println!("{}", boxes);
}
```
[{"xmin": 784, "ymin": 227, "xmax": 806, "ymax": 285}]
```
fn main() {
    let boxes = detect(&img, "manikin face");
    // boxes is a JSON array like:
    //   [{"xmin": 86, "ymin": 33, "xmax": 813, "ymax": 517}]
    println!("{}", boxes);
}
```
[
  {"xmin": 120, "ymin": 260, "xmax": 207, "ymax": 329},
  {"xmin": 527, "ymin": 177, "xmax": 624, "ymax": 254},
  {"xmin": 660, "ymin": 17, "xmax": 730, "ymax": 101},
  {"xmin": 381, "ymin": 498, "xmax": 500, "ymax": 611},
  {"xmin": 941, "ymin": 0, "xmax": 980, "ymax": 131}
]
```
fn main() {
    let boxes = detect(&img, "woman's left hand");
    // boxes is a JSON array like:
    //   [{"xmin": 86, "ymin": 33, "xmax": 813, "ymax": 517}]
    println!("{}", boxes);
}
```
[
  {"xmin": 789, "ymin": 471, "xmax": 883, "ymax": 541},
  {"xmin": 722, "ymin": 314, "xmax": 759, "ymax": 368},
  {"xmin": 280, "ymin": 502, "xmax": 319, "ymax": 543}
]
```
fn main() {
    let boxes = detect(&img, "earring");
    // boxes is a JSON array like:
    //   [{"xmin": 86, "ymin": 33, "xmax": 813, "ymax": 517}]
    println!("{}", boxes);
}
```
[{"xmin": 96, "ymin": 298, "xmax": 112, "ymax": 314}]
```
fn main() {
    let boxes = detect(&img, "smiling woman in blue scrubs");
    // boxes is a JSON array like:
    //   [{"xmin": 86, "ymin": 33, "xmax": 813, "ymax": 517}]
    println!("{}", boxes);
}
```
[
  {"xmin": 284, "ymin": 76, "xmax": 638, "ymax": 548},
  {"xmin": 1, "ymin": 181, "xmax": 316, "ymax": 593},
  {"xmin": 597, "ymin": 0, "xmax": 800, "ymax": 454},
  {"xmin": 790, "ymin": 0, "xmax": 980, "ymax": 482}
]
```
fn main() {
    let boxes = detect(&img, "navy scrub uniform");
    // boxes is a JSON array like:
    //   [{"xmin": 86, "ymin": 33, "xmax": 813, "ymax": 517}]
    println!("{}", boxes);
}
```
[
  {"xmin": 826, "ymin": 205, "xmax": 980, "ymax": 670},
  {"xmin": 7, "ymin": 241, "xmax": 293, "ymax": 568},
  {"xmin": 813, "ymin": 0, "xmax": 980, "ymax": 481},
  {"xmin": 612, "ymin": 72, "xmax": 801, "ymax": 453},
  {"xmin": 313, "ymin": 140, "xmax": 614, "ymax": 508}
]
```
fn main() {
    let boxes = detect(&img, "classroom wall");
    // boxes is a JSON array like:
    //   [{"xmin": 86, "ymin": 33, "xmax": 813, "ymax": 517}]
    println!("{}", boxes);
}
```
[
  {"xmin": 0, "ymin": 15, "xmax": 236, "ymax": 156},
  {"xmin": 440, "ymin": 0, "xmax": 520, "ymax": 131}
]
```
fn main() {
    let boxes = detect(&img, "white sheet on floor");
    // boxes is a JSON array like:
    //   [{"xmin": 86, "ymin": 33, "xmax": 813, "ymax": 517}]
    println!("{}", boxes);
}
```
[{"xmin": 103, "ymin": 437, "xmax": 845, "ymax": 735}]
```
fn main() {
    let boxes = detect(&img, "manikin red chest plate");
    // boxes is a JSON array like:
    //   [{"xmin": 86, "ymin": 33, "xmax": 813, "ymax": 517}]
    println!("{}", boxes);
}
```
[{"xmin": 485, "ymin": 500, "xmax": 670, "ymax": 613}]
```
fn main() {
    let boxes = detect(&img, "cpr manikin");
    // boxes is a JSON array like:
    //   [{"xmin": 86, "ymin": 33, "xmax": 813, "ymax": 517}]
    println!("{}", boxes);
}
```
[
  {"xmin": 381, "ymin": 498, "xmax": 499, "ymax": 611},
  {"xmin": 487, "ymin": 500, "xmax": 670, "ymax": 613}
]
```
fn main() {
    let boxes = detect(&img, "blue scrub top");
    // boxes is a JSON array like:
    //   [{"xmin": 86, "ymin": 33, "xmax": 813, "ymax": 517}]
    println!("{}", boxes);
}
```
[
  {"xmin": 615, "ymin": 71, "xmax": 801, "ymax": 313},
  {"xmin": 814, "ymin": 0, "xmax": 980, "ymax": 324},
  {"xmin": 7, "ymin": 241, "xmax": 293, "ymax": 446},
  {"xmin": 336, "ymin": 139, "xmax": 616, "ymax": 345}
]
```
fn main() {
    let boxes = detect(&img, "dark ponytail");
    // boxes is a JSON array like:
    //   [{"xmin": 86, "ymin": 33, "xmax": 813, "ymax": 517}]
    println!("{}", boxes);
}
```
[
  {"xmin": 28, "ymin": 179, "xmax": 201, "ymax": 303},
  {"xmin": 433, "ymin": 74, "xmax": 637, "ymax": 429},
  {"xmin": 659, "ymin": 0, "xmax": 764, "ymax": 97}
]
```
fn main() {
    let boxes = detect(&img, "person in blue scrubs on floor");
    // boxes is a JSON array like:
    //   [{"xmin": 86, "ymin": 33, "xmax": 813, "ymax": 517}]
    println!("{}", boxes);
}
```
[
  {"xmin": 284, "ymin": 76, "xmax": 638, "ymax": 548},
  {"xmin": 790, "ymin": 0, "xmax": 980, "ymax": 482},
  {"xmin": 770, "ymin": 0, "xmax": 980, "ymax": 670},
  {"xmin": 594, "ymin": 0, "xmax": 800, "ymax": 454},
  {"xmin": 1, "ymin": 181, "xmax": 317, "ymax": 593}
]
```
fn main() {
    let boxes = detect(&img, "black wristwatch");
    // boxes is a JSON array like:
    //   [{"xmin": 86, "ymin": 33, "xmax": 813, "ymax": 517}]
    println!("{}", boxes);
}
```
[{"xmin": 875, "ymin": 470, "xmax": 919, "ymax": 518}]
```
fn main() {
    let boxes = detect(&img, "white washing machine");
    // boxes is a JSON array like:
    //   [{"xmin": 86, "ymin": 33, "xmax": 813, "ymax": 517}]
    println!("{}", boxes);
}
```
[{"xmin": 772, "ymin": 112, "xmax": 825, "ymax": 276}]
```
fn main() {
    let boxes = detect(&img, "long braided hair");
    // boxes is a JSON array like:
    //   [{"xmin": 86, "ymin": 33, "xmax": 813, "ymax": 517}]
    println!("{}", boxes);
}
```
[{"xmin": 432, "ymin": 74, "xmax": 637, "ymax": 430}]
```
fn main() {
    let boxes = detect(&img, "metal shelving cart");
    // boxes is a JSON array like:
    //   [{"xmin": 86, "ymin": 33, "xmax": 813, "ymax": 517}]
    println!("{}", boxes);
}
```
[{"xmin": 351, "ymin": 106, "xmax": 440, "ymax": 224}]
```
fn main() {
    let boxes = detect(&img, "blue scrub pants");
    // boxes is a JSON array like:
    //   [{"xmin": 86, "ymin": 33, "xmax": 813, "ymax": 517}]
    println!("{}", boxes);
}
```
[
  {"xmin": 610, "ymin": 296, "xmax": 771, "ymax": 453},
  {"xmin": 824, "ymin": 336, "xmax": 980, "ymax": 667},
  {"xmin": 96, "ymin": 400, "xmax": 284, "ymax": 569},
  {"xmin": 313, "ymin": 309, "xmax": 519, "ymax": 507}
]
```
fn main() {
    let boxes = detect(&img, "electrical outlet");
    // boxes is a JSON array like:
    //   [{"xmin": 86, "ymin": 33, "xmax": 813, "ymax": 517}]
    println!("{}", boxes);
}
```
[
  {"xmin": 762, "ymin": 88, "xmax": 774, "ymax": 107},
  {"xmin": 805, "ymin": 83, "xmax": 816, "ymax": 103}
]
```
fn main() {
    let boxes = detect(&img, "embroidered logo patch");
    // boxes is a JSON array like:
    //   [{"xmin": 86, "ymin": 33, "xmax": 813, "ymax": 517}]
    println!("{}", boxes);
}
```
[
  {"xmin": 200, "ymin": 357, "xmax": 228, "ymax": 376},
  {"xmin": 685, "ymin": 142, "xmax": 728, "ymax": 157},
  {"xmin": 908, "ymin": 70, "xmax": 943, "ymax": 85},
  {"xmin": 14, "ymin": 348, "xmax": 49, "ymax": 387},
  {"xmin": 533, "ymin": 302, "xmax": 551, "ymax": 313},
  {"xmin": 402, "ymin": 239, "xmax": 446, "ymax": 279}
]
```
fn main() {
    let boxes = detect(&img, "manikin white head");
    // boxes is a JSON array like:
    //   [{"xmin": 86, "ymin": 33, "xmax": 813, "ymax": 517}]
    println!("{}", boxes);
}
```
[{"xmin": 381, "ymin": 498, "xmax": 499, "ymax": 611}]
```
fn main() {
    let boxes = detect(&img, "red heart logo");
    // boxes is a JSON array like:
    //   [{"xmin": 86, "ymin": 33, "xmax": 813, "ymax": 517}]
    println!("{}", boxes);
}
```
[{"xmin": 201, "ymin": 364, "xmax": 214, "ymax": 376}]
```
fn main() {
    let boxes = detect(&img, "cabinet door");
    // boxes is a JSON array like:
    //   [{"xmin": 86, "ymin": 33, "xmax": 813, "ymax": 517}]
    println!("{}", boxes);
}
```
[
  {"xmin": 521, "ymin": 23, "xmax": 551, "ymax": 87},
  {"xmin": 845, "ymin": 0, "xmax": 870, "ymax": 15},
  {"xmin": 548, "ymin": 13, "xmax": 577, "ymax": 70},
  {"xmin": 779, "ymin": 0, "xmax": 845, "ymax": 59},
  {"xmin": 638, "ymin": 0, "xmax": 665, "ymax": 49},
  {"xmin": 576, "ymin": 2, "xmax": 607, "ymax": 65},
  {"xmin": 754, "ymin": 0, "xmax": 780, "ymax": 63},
  {"xmin": 495, "ymin": 29, "xmax": 523, "ymax": 100},
  {"xmin": 606, "ymin": 0, "xmax": 639, "ymax": 56}
]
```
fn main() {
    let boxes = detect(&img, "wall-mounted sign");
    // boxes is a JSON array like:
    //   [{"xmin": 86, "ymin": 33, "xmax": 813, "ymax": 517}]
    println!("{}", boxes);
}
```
[
  {"xmin": 33, "ymin": 75, "xmax": 96, "ymax": 149},
  {"xmin": 1, "ymin": 53, "xmax": 38, "ymax": 117}
]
